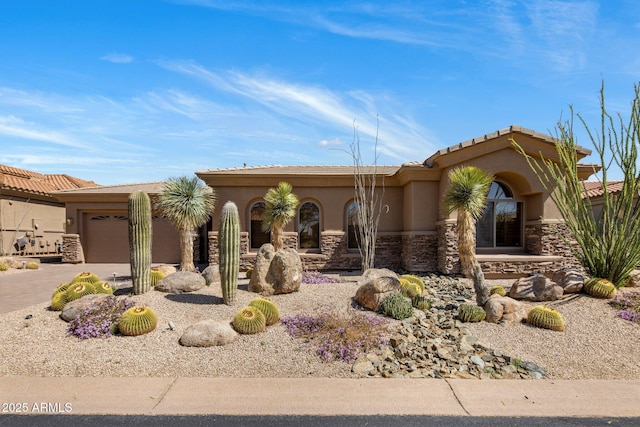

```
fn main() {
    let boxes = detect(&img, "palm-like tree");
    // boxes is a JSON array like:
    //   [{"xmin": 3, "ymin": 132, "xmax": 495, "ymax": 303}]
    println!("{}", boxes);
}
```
[
  {"xmin": 262, "ymin": 182, "xmax": 299, "ymax": 251},
  {"xmin": 443, "ymin": 166, "xmax": 493, "ymax": 306},
  {"xmin": 156, "ymin": 176, "xmax": 216, "ymax": 271}
]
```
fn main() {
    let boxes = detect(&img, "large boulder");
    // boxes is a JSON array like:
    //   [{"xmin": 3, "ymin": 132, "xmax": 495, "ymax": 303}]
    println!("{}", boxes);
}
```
[
  {"xmin": 153, "ymin": 264, "xmax": 177, "ymax": 277},
  {"xmin": 155, "ymin": 271, "xmax": 206, "ymax": 294},
  {"xmin": 552, "ymin": 268, "xmax": 584, "ymax": 293},
  {"xmin": 354, "ymin": 269, "xmax": 402, "ymax": 312},
  {"xmin": 484, "ymin": 294, "xmax": 527, "ymax": 323},
  {"xmin": 508, "ymin": 274, "xmax": 563, "ymax": 301},
  {"xmin": 179, "ymin": 320, "xmax": 238, "ymax": 347},
  {"xmin": 60, "ymin": 294, "xmax": 114, "ymax": 322},
  {"xmin": 201, "ymin": 265, "xmax": 220, "ymax": 286},
  {"xmin": 248, "ymin": 244, "xmax": 302, "ymax": 296}
]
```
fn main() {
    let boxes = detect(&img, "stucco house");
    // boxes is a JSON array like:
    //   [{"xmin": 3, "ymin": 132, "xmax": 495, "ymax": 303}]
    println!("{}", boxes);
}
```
[
  {"xmin": 55, "ymin": 126, "xmax": 597, "ymax": 276},
  {"xmin": 0, "ymin": 164, "xmax": 97, "ymax": 259}
]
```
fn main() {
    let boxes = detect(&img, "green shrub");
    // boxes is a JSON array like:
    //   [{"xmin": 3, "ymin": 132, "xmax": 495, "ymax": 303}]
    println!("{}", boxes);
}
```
[{"xmin": 380, "ymin": 293, "xmax": 414, "ymax": 320}]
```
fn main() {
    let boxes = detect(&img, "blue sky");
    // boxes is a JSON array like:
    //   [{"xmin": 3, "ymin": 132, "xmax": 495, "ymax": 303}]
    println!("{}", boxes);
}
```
[{"xmin": 1, "ymin": 0, "xmax": 639, "ymax": 185}]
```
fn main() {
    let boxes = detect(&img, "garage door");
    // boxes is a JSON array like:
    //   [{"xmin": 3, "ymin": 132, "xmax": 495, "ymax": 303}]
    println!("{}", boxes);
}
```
[{"xmin": 83, "ymin": 213, "xmax": 181, "ymax": 263}]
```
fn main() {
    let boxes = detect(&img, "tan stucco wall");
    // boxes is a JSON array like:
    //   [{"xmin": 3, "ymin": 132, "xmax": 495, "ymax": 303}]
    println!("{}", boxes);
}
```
[
  {"xmin": 209, "ymin": 180, "xmax": 405, "ymax": 238},
  {"xmin": 0, "ymin": 195, "xmax": 66, "ymax": 256}
]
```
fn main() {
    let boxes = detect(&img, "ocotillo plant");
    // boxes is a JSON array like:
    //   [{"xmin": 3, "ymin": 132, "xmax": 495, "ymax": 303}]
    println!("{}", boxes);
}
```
[
  {"xmin": 219, "ymin": 201, "xmax": 239, "ymax": 305},
  {"xmin": 128, "ymin": 190, "xmax": 152, "ymax": 295}
]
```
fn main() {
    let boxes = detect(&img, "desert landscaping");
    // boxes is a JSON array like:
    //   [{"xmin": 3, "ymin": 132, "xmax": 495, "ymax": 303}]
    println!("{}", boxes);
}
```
[{"xmin": 1, "ymin": 262, "xmax": 638, "ymax": 382}]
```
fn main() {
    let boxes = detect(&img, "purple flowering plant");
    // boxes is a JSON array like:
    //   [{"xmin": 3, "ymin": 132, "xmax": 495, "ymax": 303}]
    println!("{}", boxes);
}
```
[
  {"xmin": 301, "ymin": 271, "xmax": 341, "ymax": 284},
  {"xmin": 609, "ymin": 290, "xmax": 640, "ymax": 324},
  {"xmin": 67, "ymin": 296, "xmax": 135, "ymax": 339},
  {"xmin": 282, "ymin": 306, "xmax": 390, "ymax": 363}
]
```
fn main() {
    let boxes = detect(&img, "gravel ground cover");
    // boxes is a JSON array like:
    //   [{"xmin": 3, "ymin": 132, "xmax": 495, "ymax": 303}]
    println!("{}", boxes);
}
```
[{"xmin": 0, "ymin": 273, "xmax": 638, "ymax": 380}]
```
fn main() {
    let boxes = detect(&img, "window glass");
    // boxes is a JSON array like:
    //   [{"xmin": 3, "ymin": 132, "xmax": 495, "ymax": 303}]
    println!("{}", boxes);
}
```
[
  {"xmin": 477, "ymin": 182, "xmax": 522, "ymax": 248},
  {"xmin": 299, "ymin": 202, "xmax": 320, "ymax": 249},
  {"xmin": 250, "ymin": 202, "xmax": 270, "ymax": 249},
  {"xmin": 347, "ymin": 201, "xmax": 360, "ymax": 249}
]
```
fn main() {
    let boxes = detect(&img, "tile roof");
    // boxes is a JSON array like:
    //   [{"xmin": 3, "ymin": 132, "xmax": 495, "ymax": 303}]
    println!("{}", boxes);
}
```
[
  {"xmin": 424, "ymin": 125, "xmax": 591, "ymax": 166},
  {"xmin": 582, "ymin": 180, "xmax": 624, "ymax": 198},
  {"xmin": 0, "ymin": 164, "xmax": 98, "ymax": 197},
  {"xmin": 197, "ymin": 164, "xmax": 401, "ymax": 176},
  {"xmin": 53, "ymin": 181, "xmax": 165, "ymax": 195}
]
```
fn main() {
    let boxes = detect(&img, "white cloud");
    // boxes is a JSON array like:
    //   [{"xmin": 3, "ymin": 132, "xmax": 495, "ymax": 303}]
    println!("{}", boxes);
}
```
[
  {"xmin": 0, "ymin": 115, "xmax": 88, "ymax": 148},
  {"xmin": 319, "ymin": 138, "xmax": 342, "ymax": 146},
  {"xmin": 100, "ymin": 53, "xmax": 135, "ymax": 64},
  {"xmin": 161, "ymin": 61, "xmax": 439, "ymax": 162}
]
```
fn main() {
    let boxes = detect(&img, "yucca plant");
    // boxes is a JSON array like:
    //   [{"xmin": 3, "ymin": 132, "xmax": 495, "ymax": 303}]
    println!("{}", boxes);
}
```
[
  {"xmin": 513, "ymin": 82, "xmax": 640, "ymax": 287},
  {"xmin": 443, "ymin": 166, "xmax": 493, "ymax": 305},
  {"xmin": 262, "ymin": 182, "xmax": 299, "ymax": 252},
  {"xmin": 155, "ymin": 176, "xmax": 216, "ymax": 271}
]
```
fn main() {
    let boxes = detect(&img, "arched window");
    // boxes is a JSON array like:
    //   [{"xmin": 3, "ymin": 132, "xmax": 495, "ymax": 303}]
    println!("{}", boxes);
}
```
[
  {"xmin": 298, "ymin": 201, "xmax": 320, "ymax": 249},
  {"xmin": 249, "ymin": 201, "xmax": 270, "ymax": 249},
  {"xmin": 477, "ymin": 182, "xmax": 523, "ymax": 248},
  {"xmin": 346, "ymin": 201, "xmax": 360, "ymax": 249}
]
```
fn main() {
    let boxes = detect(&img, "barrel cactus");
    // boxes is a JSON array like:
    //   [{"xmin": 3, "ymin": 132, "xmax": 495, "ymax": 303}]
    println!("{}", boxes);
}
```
[
  {"xmin": 92, "ymin": 281, "xmax": 114, "ymax": 294},
  {"xmin": 400, "ymin": 274, "xmax": 425, "ymax": 294},
  {"xmin": 71, "ymin": 272, "xmax": 100, "ymax": 284},
  {"xmin": 128, "ymin": 190, "xmax": 152, "ymax": 295},
  {"xmin": 118, "ymin": 306, "xmax": 158, "ymax": 336},
  {"xmin": 26, "ymin": 261, "xmax": 39, "ymax": 270},
  {"xmin": 64, "ymin": 282, "xmax": 95, "ymax": 302},
  {"xmin": 583, "ymin": 278, "xmax": 616, "ymax": 299},
  {"xmin": 400, "ymin": 278, "xmax": 422, "ymax": 298},
  {"xmin": 50, "ymin": 292, "xmax": 67, "ymax": 311},
  {"xmin": 219, "ymin": 201, "xmax": 240, "ymax": 305},
  {"xmin": 150, "ymin": 268, "xmax": 165, "ymax": 287},
  {"xmin": 527, "ymin": 305, "xmax": 565, "ymax": 331},
  {"xmin": 248, "ymin": 297, "xmax": 280, "ymax": 326},
  {"xmin": 457, "ymin": 304, "xmax": 486, "ymax": 323},
  {"xmin": 490, "ymin": 285, "xmax": 507, "ymax": 297},
  {"xmin": 52, "ymin": 282, "xmax": 71, "ymax": 297},
  {"xmin": 0, "ymin": 263, "xmax": 8, "ymax": 272},
  {"xmin": 232, "ymin": 306, "xmax": 266, "ymax": 334}
]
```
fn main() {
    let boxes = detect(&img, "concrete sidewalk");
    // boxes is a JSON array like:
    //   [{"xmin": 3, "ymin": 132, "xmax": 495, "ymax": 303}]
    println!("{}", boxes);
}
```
[
  {"xmin": 1, "ymin": 377, "xmax": 640, "ymax": 417},
  {"xmin": 0, "ymin": 262, "xmax": 132, "ymax": 314}
]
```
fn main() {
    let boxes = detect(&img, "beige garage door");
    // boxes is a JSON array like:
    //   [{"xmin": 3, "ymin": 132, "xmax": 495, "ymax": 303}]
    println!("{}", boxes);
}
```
[{"xmin": 83, "ymin": 213, "xmax": 181, "ymax": 263}]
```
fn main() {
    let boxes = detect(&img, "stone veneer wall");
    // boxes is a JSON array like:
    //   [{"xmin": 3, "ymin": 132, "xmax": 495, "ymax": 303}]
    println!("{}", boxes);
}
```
[
  {"xmin": 437, "ymin": 221, "xmax": 460, "ymax": 275},
  {"xmin": 402, "ymin": 232, "xmax": 438, "ymax": 272},
  {"xmin": 437, "ymin": 219, "xmax": 582, "ymax": 276},
  {"xmin": 207, "ymin": 220, "xmax": 581, "ymax": 276},
  {"xmin": 208, "ymin": 230, "xmax": 402, "ymax": 271},
  {"xmin": 62, "ymin": 234, "xmax": 84, "ymax": 264}
]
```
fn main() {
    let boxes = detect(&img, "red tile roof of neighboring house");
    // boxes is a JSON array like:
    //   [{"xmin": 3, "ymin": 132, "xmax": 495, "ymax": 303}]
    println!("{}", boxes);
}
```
[
  {"xmin": 0, "ymin": 164, "xmax": 98, "ymax": 197},
  {"xmin": 582, "ymin": 180, "xmax": 624, "ymax": 198}
]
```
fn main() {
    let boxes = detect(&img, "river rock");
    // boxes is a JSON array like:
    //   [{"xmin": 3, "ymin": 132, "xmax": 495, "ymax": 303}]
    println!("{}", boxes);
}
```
[
  {"xmin": 552, "ymin": 268, "xmax": 584, "ymax": 293},
  {"xmin": 155, "ymin": 271, "xmax": 206, "ymax": 294},
  {"xmin": 354, "ymin": 275, "xmax": 402, "ymax": 312},
  {"xmin": 60, "ymin": 294, "xmax": 114, "ymax": 322},
  {"xmin": 179, "ymin": 319, "xmax": 238, "ymax": 347},
  {"xmin": 201, "ymin": 265, "xmax": 220, "ymax": 286},
  {"xmin": 509, "ymin": 274, "xmax": 563, "ymax": 301},
  {"xmin": 485, "ymin": 294, "xmax": 527, "ymax": 323},
  {"xmin": 248, "ymin": 244, "xmax": 302, "ymax": 295}
]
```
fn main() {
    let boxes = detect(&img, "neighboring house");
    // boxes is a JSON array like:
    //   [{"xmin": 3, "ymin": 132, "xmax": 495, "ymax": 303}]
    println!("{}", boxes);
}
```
[
  {"xmin": 54, "ymin": 182, "xmax": 183, "ymax": 264},
  {"xmin": 55, "ymin": 126, "xmax": 597, "ymax": 276},
  {"xmin": 0, "ymin": 164, "xmax": 97, "ymax": 258},
  {"xmin": 582, "ymin": 180, "xmax": 625, "ymax": 220}
]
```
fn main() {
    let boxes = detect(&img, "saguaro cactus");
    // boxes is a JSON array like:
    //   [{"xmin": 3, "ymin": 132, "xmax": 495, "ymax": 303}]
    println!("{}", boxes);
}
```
[
  {"xmin": 128, "ymin": 190, "xmax": 152, "ymax": 295},
  {"xmin": 219, "ymin": 201, "xmax": 240, "ymax": 305}
]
